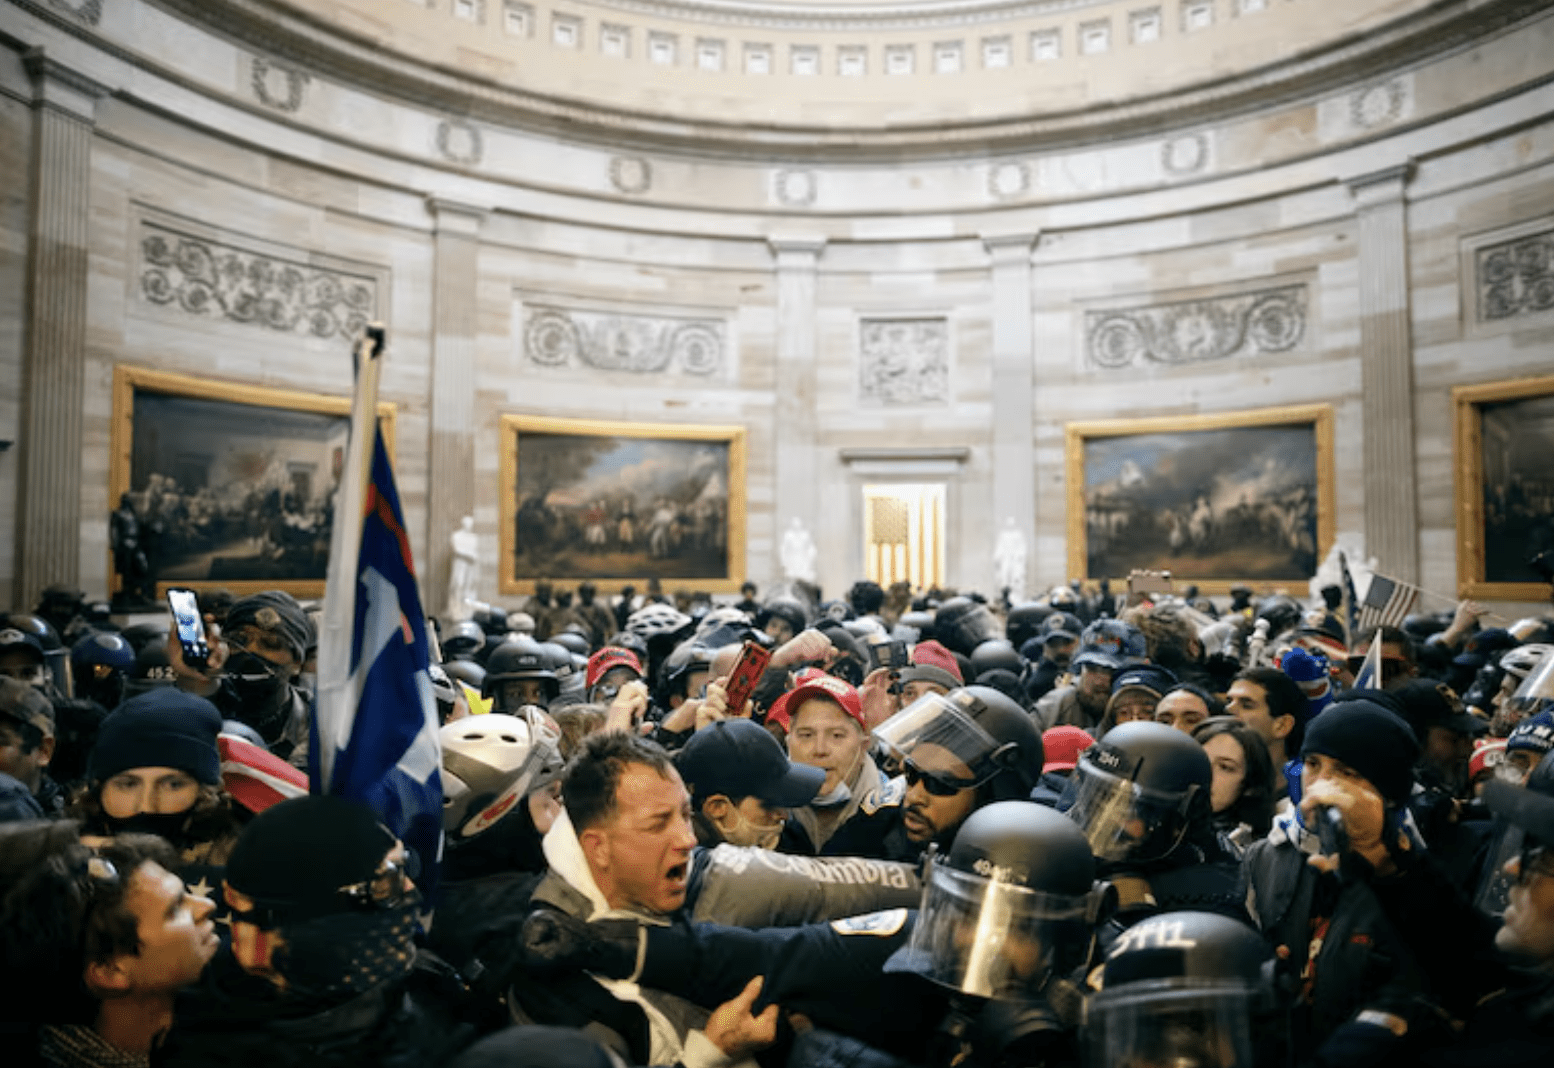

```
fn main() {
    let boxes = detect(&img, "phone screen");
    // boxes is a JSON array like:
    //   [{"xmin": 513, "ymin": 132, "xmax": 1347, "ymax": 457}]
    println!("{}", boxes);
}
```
[{"xmin": 166, "ymin": 587, "xmax": 209, "ymax": 668}]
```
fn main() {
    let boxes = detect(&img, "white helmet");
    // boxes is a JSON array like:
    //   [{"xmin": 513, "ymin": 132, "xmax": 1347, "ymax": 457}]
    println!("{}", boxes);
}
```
[
  {"xmin": 439, "ymin": 712, "xmax": 564, "ymax": 839},
  {"xmin": 1501, "ymin": 644, "xmax": 1554, "ymax": 682}
]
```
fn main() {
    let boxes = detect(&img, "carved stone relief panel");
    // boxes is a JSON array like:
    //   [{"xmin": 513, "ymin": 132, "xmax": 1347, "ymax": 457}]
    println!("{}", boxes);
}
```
[
  {"xmin": 522, "ymin": 303, "xmax": 725, "ymax": 375},
  {"xmin": 251, "ymin": 57, "xmax": 310, "ymax": 112},
  {"xmin": 1476, "ymin": 228, "xmax": 1554, "ymax": 322},
  {"xmin": 1085, "ymin": 284, "xmax": 1307, "ymax": 369},
  {"xmin": 46, "ymin": 0, "xmax": 102, "ymax": 24},
  {"xmin": 136, "ymin": 217, "xmax": 380, "ymax": 340},
  {"xmin": 859, "ymin": 318, "xmax": 949, "ymax": 406}
]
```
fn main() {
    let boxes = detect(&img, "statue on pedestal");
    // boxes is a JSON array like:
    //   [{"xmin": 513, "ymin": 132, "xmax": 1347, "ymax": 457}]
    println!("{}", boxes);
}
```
[
  {"xmin": 780, "ymin": 518, "xmax": 818, "ymax": 585},
  {"xmin": 110, "ymin": 492, "xmax": 154, "ymax": 607},
  {"xmin": 446, "ymin": 516, "xmax": 478, "ymax": 621},
  {"xmin": 993, "ymin": 516, "xmax": 1027, "ymax": 604}
]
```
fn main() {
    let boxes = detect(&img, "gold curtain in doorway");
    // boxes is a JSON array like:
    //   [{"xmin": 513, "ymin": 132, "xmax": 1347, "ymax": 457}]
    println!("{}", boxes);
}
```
[{"xmin": 864, "ymin": 483, "xmax": 945, "ymax": 590}]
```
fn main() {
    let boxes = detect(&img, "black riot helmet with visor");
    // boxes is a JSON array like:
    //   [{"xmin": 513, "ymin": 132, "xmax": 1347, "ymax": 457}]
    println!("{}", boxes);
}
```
[
  {"xmin": 873, "ymin": 685, "xmax": 1045, "ymax": 803},
  {"xmin": 1085, "ymin": 910, "xmax": 1276, "ymax": 1068},
  {"xmin": 885, "ymin": 801, "xmax": 1106, "ymax": 1000},
  {"xmin": 1061, "ymin": 721, "xmax": 1212, "ymax": 867}
]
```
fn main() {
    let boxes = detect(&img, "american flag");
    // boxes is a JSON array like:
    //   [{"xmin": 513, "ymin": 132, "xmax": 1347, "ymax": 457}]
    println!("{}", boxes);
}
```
[
  {"xmin": 1338, "ymin": 551, "xmax": 1361, "ymax": 645},
  {"xmin": 1356, "ymin": 572, "xmax": 1418, "ymax": 634}
]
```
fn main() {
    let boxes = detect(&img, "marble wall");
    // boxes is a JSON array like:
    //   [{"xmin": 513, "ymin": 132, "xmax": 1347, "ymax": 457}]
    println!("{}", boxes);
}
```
[{"xmin": 1, "ymin": 0, "xmax": 1552, "ymax": 620}]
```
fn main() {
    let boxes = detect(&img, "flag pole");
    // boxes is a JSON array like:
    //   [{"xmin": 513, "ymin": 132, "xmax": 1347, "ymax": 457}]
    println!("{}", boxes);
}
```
[
  {"xmin": 314, "ymin": 324, "xmax": 386, "ymax": 792},
  {"xmin": 1362, "ymin": 569, "xmax": 1511, "ymax": 624}
]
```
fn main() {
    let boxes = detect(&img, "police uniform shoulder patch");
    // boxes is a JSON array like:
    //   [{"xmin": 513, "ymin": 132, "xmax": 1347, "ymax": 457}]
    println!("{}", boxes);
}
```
[
  {"xmin": 860, "ymin": 775, "xmax": 907, "ymax": 815},
  {"xmin": 831, "ymin": 908, "xmax": 909, "ymax": 937}
]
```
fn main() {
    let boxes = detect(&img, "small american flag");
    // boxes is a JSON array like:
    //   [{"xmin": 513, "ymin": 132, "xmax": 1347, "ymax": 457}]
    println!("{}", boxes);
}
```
[{"xmin": 1357, "ymin": 573, "xmax": 1418, "ymax": 633}]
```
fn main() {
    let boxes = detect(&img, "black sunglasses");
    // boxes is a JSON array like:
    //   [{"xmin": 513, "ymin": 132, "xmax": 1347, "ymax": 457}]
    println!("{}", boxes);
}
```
[{"xmin": 902, "ymin": 759, "xmax": 976, "ymax": 798}]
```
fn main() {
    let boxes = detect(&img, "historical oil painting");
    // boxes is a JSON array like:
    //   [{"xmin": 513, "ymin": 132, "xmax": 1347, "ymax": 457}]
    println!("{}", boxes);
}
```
[
  {"xmin": 1067, "ymin": 405, "xmax": 1335, "ymax": 589},
  {"xmin": 500, "ymin": 416, "xmax": 746, "ymax": 595}
]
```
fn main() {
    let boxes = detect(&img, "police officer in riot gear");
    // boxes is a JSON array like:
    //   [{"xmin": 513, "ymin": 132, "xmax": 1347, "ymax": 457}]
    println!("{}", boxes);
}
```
[
  {"xmin": 1085, "ymin": 910, "xmax": 1280, "ymax": 1068},
  {"xmin": 1061, "ymin": 722, "xmax": 1243, "ymax": 936},
  {"xmin": 521, "ymin": 801, "xmax": 1109, "ymax": 1068}
]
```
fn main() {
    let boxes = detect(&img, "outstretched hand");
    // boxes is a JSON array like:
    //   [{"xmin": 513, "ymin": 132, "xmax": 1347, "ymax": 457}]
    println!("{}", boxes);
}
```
[{"xmin": 705, "ymin": 976, "xmax": 779, "ymax": 1059}]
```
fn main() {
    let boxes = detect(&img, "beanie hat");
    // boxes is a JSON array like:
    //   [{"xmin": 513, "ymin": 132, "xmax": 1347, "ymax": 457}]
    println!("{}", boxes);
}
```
[
  {"xmin": 225, "ymin": 794, "xmax": 394, "ymax": 922},
  {"xmin": 1300, "ymin": 699, "xmax": 1420, "ymax": 807},
  {"xmin": 897, "ymin": 640, "xmax": 963, "ymax": 690},
  {"xmin": 1281, "ymin": 646, "xmax": 1334, "ymax": 719},
  {"xmin": 89, "ymin": 689, "xmax": 223, "ymax": 785},
  {"xmin": 225, "ymin": 590, "xmax": 312, "ymax": 663}
]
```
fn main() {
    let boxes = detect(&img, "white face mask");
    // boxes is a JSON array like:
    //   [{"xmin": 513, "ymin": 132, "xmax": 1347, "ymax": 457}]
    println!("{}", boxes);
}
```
[
  {"xmin": 809, "ymin": 781, "xmax": 853, "ymax": 809},
  {"xmin": 719, "ymin": 806, "xmax": 785, "ymax": 851}
]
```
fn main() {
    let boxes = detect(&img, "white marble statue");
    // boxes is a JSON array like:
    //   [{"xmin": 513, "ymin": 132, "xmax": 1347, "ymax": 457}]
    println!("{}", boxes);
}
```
[
  {"xmin": 446, "ymin": 515, "xmax": 478, "ymax": 620},
  {"xmin": 993, "ymin": 516, "xmax": 1027, "ymax": 602},
  {"xmin": 780, "ymin": 517, "xmax": 818, "ymax": 584}
]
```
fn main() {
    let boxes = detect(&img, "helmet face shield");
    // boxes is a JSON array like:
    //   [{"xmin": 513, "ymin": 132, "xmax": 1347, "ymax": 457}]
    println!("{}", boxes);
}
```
[
  {"xmin": 1508, "ymin": 649, "xmax": 1554, "ymax": 719},
  {"xmin": 1061, "ymin": 761, "xmax": 1191, "ymax": 864},
  {"xmin": 1086, "ymin": 982, "xmax": 1256, "ymax": 1068},
  {"xmin": 873, "ymin": 692, "xmax": 1005, "ymax": 787},
  {"xmin": 901, "ymin": 857, "xmax": 1092, "ymax": 998}
]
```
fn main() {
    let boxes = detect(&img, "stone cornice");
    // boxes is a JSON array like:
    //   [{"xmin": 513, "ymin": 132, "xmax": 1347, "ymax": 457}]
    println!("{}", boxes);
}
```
[
  {"xmin": 572, "ymin": 0, "xmax": 1104, "ymax": 32},
  {"xmin": 132, "ymin": 0, "xmax": 1554, "ymax": 162}
]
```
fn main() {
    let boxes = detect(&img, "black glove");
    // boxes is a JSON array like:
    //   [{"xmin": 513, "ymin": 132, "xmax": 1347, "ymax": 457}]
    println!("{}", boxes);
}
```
[{"xmin": 518, "ymin": 908, "xmax": 641, "ymax": 979}]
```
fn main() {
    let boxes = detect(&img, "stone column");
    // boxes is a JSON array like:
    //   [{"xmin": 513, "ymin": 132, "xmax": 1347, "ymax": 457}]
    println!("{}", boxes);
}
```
[
  {"xmin": 767, "ymin": 235, "xmax": 826, "ymax": 578},
  {"xmin": 16, "ymin": 51, "xmax": 104, "ymax": 608},
  {"xmin": 1349, "ymin": 163, "xmax": 1418, "ymax": 584},
  {"xmin": 983, "ymin": 232, "xmax": 1038, "ymax": 599},
  {"xmin": 426, "ymin": 198, "xmax": 485, "ymax": 617}
]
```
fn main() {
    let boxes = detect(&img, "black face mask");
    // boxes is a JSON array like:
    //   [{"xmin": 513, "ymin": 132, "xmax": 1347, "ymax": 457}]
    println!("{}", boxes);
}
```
[
  {"xmin": 222, "ymin": 653, "xmax": 291, "ymax": 735},
  {"xmin": 273, "ymin": 902, "xmax": 420, "ymax": 1002},
  {"xmin": 102, "ymin": 809, "xmax": 193, "ymax": 846}
]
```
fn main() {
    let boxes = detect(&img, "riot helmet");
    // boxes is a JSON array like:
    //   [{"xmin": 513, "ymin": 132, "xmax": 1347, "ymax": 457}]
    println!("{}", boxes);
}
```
[
  {"xmin": 886, "ymin": 800, "xmax": 1103, "ymax": 998},
  {"xmin": 483, "ymin": 636, "xmax": 560, "ymax": 712},
  {"xmin": 70, "ymin": 631, "xmax": 135, "ymax": 709},
  {"xmin": 970, "ymin": 640, "xmax": 1025, "ymax": 682},
  {"xmin": 1061, "ymin": 721, "xmax": 1212, "ymax": 866},
  {"xmin": 874, "ymin": 685, "xmax": 1045, "ymax": 803},
  {"xmin": 1006, "ymin": 602, "xmax": 1055, "ymax": 652},
  {"xmin": 1506, "ymin": 646, "xmax": 1554, "ymax": 722},
  {"xmin": 1086, "ymin": 911, "xmax": 1275, "ymax": 1068},
  {"xmin": 440, "ymin": 711, "xmax": 564, "ymax": 839},
  {"xmin": 442, "ymin": 658, "xmax": 486, "ymax": 694},
  {"xmin": 551, "ymin": 631, "xmax": 591, "ymax": 659},
  {"xmin": 659, "ymin": 641, "xmax": 718, "ymax": 704},
  {"xmin": 755, "ymin": 598, "xmax": 807, "ymax": 645},
  {"xmin": 0, "ymin": 613, "xmax": 69, "ymax": 696},
  {"xmin": 441, "ymin": 620, "xmax": 486, "ymax": 660},
  {"xmin": 935, "ymin": 597, "xmax": 1005, "ymax": 657}
]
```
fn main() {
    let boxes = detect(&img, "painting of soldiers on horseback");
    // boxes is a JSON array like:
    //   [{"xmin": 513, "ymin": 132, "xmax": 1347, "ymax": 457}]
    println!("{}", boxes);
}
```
[
  {"xmin": 1066, "ymin": 405, "xmax": 1334, "ymax": 589},
  {"xmin": 500, "ymin": 415, "xmax": 746, "ymax": 595}
]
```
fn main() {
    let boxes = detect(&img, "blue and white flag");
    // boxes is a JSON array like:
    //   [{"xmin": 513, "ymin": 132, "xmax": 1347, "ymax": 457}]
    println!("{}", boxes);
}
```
[
  {"xmin": 1350, "ymin": 637, "xmax": 1385, "ymax": 693},
  {"xmin": 313, "ymin": 329, "xmax": 442, "ymax": 899}
]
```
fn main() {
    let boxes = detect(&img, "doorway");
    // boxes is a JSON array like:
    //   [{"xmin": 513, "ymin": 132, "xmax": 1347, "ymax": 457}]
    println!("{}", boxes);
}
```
[{"xmin": 863, "ymin": 482, "xmax": 945, "ymax": 591}]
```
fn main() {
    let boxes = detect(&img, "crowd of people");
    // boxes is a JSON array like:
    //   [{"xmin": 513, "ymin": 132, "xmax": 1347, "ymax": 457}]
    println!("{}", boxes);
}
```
[{"xmin": 2, "ymin": 572, "xmax": 1553, "ymax": 1067}]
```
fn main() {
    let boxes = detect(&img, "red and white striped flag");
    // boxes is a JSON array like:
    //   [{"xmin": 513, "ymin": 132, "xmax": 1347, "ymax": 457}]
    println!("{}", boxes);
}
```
[{"xmin": 1357, "ymin": 573, "xmax": 1418, "ymax": 633}]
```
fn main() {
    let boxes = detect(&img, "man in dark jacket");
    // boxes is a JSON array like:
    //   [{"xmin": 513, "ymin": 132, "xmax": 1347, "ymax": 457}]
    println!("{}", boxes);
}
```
[
  {"xmin": 158, "ymin": 795, "xmax": 476, "ymax": 1068},
  {"xmin": 0, "ymin": 678, "xmax": 63, "ymax": 822}
]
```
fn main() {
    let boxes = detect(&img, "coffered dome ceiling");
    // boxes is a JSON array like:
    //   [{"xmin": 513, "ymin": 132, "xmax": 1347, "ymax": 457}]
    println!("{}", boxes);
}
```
[{"xmin": 174, "ymin": 0, "xmax": 1530, "ymax": 156}]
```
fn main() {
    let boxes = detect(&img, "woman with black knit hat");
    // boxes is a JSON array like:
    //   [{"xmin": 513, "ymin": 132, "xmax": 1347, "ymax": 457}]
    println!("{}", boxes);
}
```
[{"xmin": 66, "ymin": 688, "xmax": 243, "ymax": 868}]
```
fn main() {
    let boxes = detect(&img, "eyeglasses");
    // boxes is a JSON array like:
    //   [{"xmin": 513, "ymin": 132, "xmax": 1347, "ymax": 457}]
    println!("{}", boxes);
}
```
[
  {"xmin": 901, "ymin": 758, "xmax": 976, "ymax": 798},
  {"xmin": 231, "ymin": 855, "xmax": 420, "ymax": 929}
]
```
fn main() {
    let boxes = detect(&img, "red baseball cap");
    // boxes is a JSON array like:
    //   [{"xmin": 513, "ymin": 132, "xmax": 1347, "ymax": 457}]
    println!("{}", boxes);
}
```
[
  {"xmin": 586, "ymin": 646, "xmax": 643, "ymax": 690},
  {"xmin": 784, "ymin": 675, "xmax": 866, "ymax": 731},
  {"xmin": 1469, "ymin": 737, "xmax": 1507, "ymax": 781},
  {"xmin": 1041, "ymin": 725, "xmax": 1096, "ymax": 774}
]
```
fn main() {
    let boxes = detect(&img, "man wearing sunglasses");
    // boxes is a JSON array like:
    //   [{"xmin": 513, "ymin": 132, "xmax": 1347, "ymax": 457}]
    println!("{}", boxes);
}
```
[{"xmin": 160, "ymin": 794, "xmax": 474, "ymax": 1068}]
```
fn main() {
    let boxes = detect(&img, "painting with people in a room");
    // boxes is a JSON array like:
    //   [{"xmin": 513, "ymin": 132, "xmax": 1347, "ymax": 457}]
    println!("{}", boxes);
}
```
[
  {"xmin": 1079, "ymin": 421, "xmax": 1323, "ymax": 582},
  {"xmin": 504, "ymin": 418, "xmax": 744, "ymax": 588}
]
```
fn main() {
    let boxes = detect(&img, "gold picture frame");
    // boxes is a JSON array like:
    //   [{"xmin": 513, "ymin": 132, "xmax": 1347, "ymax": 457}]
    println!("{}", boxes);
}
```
[
  {"xmin": 1065, "ymin": 404, "xmax": 1335, "ymax": 594},
  {"xmin": 110, "ymin": 365, "xmax": 396, "ymax": 599},
  {"xmin": 499, "ymin": 415, "xmax": 747, "ymax": 596},
  {"xmin": 1453, "ymin": 373, "xmax": 1554, "ymax": 600}
]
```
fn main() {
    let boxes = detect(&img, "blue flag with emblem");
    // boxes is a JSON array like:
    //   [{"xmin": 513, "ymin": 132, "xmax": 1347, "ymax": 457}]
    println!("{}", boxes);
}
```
[{"xmin": 312, "ymin": 327, "xmax": 442, "ymax": 901}]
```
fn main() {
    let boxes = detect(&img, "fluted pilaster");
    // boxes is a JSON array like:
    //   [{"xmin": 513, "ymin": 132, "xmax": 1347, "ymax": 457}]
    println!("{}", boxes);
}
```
[
  {"xmin": 17, "ymin": 50, "xmax": 104, "ymax": 607},
  {"xmin": 1350, "ymin": 163, "xmax": 1418, "ymax": 584},
  {"xmin": 768, "ymin": 235, "xmax": 826, "ymax": 565},
  {"xmin": 426, "ymin": 198, "xmax": 485, "ymax": 617},
  {"xmin": 984, "ymin": 232, "xmax": 1038, "ymax": 599}
]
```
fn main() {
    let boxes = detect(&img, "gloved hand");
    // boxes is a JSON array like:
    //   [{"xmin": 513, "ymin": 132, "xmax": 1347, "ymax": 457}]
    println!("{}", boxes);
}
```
[{"xmin": 518, "ymin": 909, "xmax": 641, "ymax": 979}]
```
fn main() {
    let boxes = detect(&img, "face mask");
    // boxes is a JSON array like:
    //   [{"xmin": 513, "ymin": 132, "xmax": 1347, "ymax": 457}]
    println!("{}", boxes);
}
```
[
  {"xmin": 296, "ymin": 672, "xmax": 317, "ymax": 699},
  {"xmin": 224, "ymin": 652, "xmax": 290, "ymax": 723},
  {"xmin": 810, "ymin": 782, "xmax": 852, "ymax": 809},
  {"xmin": 273, "ymin": 902, "xmax": 420, "ymax": 1001},
  {"xmin": 103, "ymin": 810, "xmax": 192, "ymax": 845},
  {"xmin": 719, "ymin": 807, "xmax": 785, "ymax": 851}
]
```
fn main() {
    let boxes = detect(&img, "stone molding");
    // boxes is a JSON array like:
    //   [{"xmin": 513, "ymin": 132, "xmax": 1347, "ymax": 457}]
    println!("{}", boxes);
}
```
[
  {"xmin": 859, "ymin": 317, "xmax": 950, "ymax": 405},
  {"xmin": 521, "ymin": 303, "xmax": 726, "ymax": 374},
  {"xmin": 23, "ymin": 49, "xmax": 111, "ymax": 117},
  {"xmin": 1476, "ymin": 227, "xmax": 1554, "ymax": 322},
  {"xmin": 250, "ymin": 56, "xmax": 310, "ymax": 112},
  {"xmin": 45, "ymin": 0, "xmax": 102, "ymax": 25},
  {"xmin": 610, "ymin": 155, "xmax": 653, "ymax": 194},
  {"xmin": 436, "ymin": 120, "xmax": 484, "ymax": 164},
  {"xmin": 136, "ymin": 218, "xmax": 381, "ymax": 340},
  {"xmin": 1085, "ymin": 283, "xmax": 1307, "ymax": 369},
  {"xmin": 137, "ymin": 0, "xmax": 1554, "ymax": 159}
]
